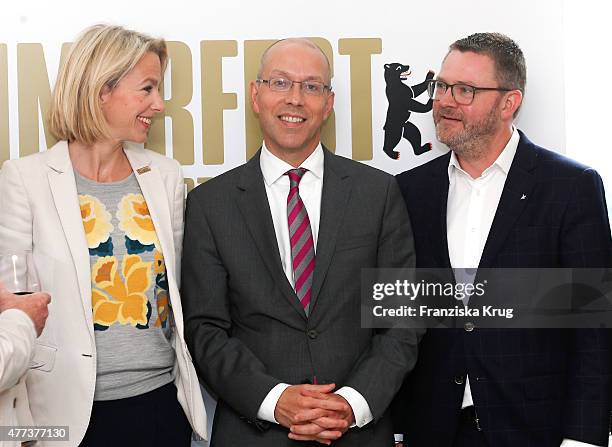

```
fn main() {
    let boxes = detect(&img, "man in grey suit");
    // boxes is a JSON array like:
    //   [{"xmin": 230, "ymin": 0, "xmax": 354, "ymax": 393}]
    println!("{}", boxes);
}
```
[{"xmin": 181, "ymin": 38, "xmax": 421, "ymax": 446}]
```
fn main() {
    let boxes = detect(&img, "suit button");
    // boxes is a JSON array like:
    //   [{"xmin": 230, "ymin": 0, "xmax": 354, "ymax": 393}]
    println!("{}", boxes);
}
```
[
  {"xmin": 464, "ymin": 322, "xmax": 475, "ymax": 332},
  {"xmin": 307, "ymin": 330, "xmax": 318, "ymax": 339},
  {"xmin": 454, "ymin": 375, "xmax": 464, "ymax": 385}
]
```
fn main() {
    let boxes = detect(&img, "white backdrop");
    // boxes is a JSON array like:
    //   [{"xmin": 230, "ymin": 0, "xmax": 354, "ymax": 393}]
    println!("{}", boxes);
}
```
[
  {"xmin": 1, "ymin": 0, "xmax": 566, "ymax": 180},
  {"xmin": 2, "ymin": 1, "xmax": 611, "ymax": 445}
]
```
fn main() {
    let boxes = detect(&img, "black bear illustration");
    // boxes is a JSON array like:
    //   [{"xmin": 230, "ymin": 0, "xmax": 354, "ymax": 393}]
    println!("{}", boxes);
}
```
[{"xmin": 383, "ymin": 63, "xmax": 435, "ymax": 159}]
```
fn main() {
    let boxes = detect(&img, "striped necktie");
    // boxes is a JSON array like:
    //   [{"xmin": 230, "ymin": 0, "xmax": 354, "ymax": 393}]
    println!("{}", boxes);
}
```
[{"xmin": 286, "ymin": 168, "xmax": 315, "ymax": 315}]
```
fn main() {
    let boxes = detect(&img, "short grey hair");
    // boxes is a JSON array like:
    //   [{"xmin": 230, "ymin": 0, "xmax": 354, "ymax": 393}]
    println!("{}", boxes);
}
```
[{"xmin": 448, "ymin": 32, "xmax": 526, "ymax": 117}]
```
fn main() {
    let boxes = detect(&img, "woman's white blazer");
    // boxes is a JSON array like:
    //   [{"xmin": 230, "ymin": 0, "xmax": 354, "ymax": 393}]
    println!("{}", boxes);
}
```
[{"xmin": 0, "ymin": 141, "xmax": 207, "ymax": 446}]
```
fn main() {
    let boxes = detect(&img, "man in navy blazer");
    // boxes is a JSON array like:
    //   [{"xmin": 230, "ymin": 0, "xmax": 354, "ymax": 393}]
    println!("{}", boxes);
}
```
[{"xmin": 393, "ymin": 33, "xmax": 612, "ymax": 447}]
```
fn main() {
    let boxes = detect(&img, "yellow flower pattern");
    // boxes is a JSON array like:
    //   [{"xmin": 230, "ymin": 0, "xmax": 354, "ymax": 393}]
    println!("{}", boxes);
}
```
[
  {"xmin": 91, "ymin": 255, "xmax": 153, "ymax": 327},
  {"xmin": 79, "ymin": 195, "xmax": 113, "ymax": 249},
  {"xmin": 80, "ymin": 188, "xmax": 170, "ymax": 332},
  {"xmin": 117, "ymin": 193, "xmax": 160, "ymax": 247}
]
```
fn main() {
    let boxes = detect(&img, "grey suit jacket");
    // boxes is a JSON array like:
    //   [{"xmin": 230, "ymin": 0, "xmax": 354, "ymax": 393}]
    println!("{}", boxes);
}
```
[{"xmin": 181, "ymin": 148, "xmax": 421, "ymax": 446}]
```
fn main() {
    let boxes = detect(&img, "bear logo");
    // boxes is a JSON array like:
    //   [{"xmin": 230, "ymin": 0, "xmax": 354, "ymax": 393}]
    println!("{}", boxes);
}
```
[{"xmin": 383, "ymin": 63, "xmax": 435, "ymax": 159}]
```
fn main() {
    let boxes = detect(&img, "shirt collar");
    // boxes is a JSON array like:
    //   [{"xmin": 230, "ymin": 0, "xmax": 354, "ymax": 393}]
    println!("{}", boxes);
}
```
[
  {"xmin": 260, "ymin": 142, "xmax": 324, "ymax": 186},
  {"xmin": 448, "ymin": 126, "xmax": 520, "ymax": 180}
]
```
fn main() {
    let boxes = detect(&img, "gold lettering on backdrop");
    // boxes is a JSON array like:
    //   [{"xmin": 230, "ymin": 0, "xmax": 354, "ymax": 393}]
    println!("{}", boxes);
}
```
[
  {"xmin": 184, "ymin": 178, "xmax": 194, "ymax": 194},
  {"xmin": 201, "ymin": 40, "xmax": 238, "ymax": 165},
  {"xmin": 148, "ymin": 41, "xmax": 195, "ymax": 165},
  {"xmin": 17, "ymin": 43, "xmax": 71, "ymax": 156},
  {"xmin": 243, "ymin": 39, "xmax": 276, "ymax": 160},
  {"xmin": 7, "ymin": 37, "xmax": 385, "ymax": 168},
  {"xmin": 308, "ymin": 37, "xmax": 336, "ymax": 154},
  {"xmin": 244, "ymin": 38, "xmax": 336, "ymax": 160},
  {"xmin": 338, "ymin": 38, "xmax": 381, "ymax": 160},
  {"xmin": 0, "ymin": 44, "xmax": 8, "ymax": 165},
  {"xmin": 184, "ymin": 177, "xmax": 211, "ymax": 193}
]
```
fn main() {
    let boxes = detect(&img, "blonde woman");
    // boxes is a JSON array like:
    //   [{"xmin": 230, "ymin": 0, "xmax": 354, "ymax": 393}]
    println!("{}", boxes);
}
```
[{"xmin": 0, "ymin": 25, "xmax": 206, "ymax": 446}]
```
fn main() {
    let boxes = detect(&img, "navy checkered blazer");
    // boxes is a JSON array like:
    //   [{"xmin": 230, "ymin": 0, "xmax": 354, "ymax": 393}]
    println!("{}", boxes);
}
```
[{"xmin": 392, "ymin": 130, "xmax": 612, "ymax": 447}]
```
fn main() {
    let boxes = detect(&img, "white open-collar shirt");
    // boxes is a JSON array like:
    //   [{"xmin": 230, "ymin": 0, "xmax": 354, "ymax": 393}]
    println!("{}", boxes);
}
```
[{"xmin": 447, "ymin": 127, "xmax": 519, "ymax": 410}]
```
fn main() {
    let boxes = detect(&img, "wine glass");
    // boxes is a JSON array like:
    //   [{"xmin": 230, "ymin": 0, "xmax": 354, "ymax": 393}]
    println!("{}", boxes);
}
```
[{"xmin": 0, "ymin": 250, "xmax": 41, "ymax": 295}]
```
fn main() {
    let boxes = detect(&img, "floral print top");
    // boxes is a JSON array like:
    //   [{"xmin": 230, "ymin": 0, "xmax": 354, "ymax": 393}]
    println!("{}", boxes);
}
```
[{"xmin": 75, "ymin": 171, "xmax": 175, "ymax": 400}]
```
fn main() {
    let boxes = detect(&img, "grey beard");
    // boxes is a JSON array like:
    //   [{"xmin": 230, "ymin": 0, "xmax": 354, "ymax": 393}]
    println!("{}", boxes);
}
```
[
  {"xmin": 439, "ymin": 129, "xmax": 490, "ymax": 162},
  {"xmin": 436, "ymin": 104, "xmax": 501, "ymax": 162}
]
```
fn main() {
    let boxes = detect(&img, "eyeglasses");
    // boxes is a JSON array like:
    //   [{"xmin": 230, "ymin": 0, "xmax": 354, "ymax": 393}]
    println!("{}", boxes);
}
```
[
  {"xmin": 257, "ymin": 77, "xmax": 332, "ymax": 96},
  {"xmin": 427, "ymin": 80, "xmax": 513, "ymax": 105}
]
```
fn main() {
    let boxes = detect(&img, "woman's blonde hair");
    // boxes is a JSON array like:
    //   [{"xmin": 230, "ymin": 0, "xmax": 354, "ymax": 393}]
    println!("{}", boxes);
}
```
[{"xmin": 48, "ymin": 24, "xmax": 167, "ymax": 145}]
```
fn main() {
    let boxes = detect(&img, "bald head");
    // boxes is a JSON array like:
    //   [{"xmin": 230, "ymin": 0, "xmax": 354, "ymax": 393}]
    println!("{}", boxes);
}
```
[{"xmin": 257, "ymin": 38, "xmax": 332, "ymax": 85}]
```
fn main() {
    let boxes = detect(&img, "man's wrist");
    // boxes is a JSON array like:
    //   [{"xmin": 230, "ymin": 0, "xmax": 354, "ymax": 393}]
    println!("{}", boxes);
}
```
[
  {"xmin": 257, "ymin": 383, "xmax": 290, "ymax": 424},
  {"xmin": 334, "ymin": 386, "xmax": 373, "ymax": 427}
]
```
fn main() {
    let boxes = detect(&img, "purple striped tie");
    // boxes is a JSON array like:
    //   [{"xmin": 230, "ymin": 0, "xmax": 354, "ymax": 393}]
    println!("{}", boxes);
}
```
[{"xmin": 286, "ymin": 168, "xmax": 315, "ymax": 315}]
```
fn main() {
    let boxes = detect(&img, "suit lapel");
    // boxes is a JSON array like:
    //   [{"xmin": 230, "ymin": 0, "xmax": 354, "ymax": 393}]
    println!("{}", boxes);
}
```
[
  {"xmin": 309, "ymin": 150, "xmax": 352, "ymax": 314},
  {"xmin": 124, "ymin": 144, "xmax": 176, "ymax": 276},
  {"xmin": 236, "ymin": 151, "xmax": 307, "ymax": 319},
  {"xmin": 428, "ymin": 153, "xmax": 452, "ymax": 268},
  {"xmin": 125, "ymin": 145, "xmax": 190, "ymax": 334},
  {"xmin": 479, "ymin": 132, "xmax": 538, "ymax": 268},
  {"xmin": 45, "ymin": 141, "xmax": 94, "ymax": 327}
]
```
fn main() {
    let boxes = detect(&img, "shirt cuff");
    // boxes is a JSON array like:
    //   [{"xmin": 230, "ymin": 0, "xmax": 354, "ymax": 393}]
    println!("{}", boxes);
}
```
[
  {"xmin": 256, "ymin": 383, "xmax": 290, "ymax": 424},
  {"xmin": 335, "ymin": 386, "xmax": 373, "ymax": 428},
  {"xmin": 560, "ymin": 439, "xmax": 600, "ymax": 447}
]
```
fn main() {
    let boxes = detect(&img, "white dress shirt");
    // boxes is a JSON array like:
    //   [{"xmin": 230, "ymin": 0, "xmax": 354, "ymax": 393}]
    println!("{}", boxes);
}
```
[
  {"xmin": 447, "ymin": 128, "xmax": 519, "ymax": 409},
  {"xmin": 256, "ymin": 143, "xmax": 374, "ymax": 428},
  {"xmin": 446, "ymin": 128, "xmax": 594, "ymax": 447}
]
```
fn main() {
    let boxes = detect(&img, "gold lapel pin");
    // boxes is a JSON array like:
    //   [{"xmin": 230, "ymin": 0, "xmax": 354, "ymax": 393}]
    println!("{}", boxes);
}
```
[{"xmin": 136, "ymin": 166, "xmax": 151, "ymax": 175}]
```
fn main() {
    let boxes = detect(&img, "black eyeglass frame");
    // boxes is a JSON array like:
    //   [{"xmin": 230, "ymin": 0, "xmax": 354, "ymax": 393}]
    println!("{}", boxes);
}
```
[
  {"xmin": 256, "ymin": 77, "xmax": 332, "ymax": 94},
  {"xmin": 426, "ymin": 79, "xmax": 513, "ymax": 105}
]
